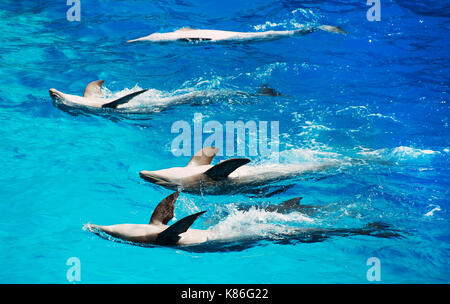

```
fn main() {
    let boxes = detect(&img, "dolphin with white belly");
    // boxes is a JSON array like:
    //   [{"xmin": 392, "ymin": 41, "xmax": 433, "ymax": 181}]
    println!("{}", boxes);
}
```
[
  {"xmin": 86, "ymin": 191, "xmax": 211, "ymax": 246},
  {"xmin": 49, "ymin": 80, "xmax": 148, "ymax": 110},
  {"xmin": 127, "ymin": 25, "xmax": 347, "ymax": 43},
  {"xmin": 85, "ymin": 192, "xmax": 402, "ymax": 251},
  {"xmin": 139, "ymin": 147, "xmax": 336, "ymax": 195},
  {"xmin": 50, "ymin": 81, "xmax": 284, "ymax": 114}
]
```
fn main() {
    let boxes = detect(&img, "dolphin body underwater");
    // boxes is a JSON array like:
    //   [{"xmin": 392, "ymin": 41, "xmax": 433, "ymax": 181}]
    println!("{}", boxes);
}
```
[
  {"xmin": 126, "ymin": 25, "xmax": 347, "ymax": 43},
  {"xmin": 86, "ymin": 192, "xmax": 402, "ymax": 252},
  {"xmin": 139, "ymin": 147, "xmax": 337, "ymax": 195}
]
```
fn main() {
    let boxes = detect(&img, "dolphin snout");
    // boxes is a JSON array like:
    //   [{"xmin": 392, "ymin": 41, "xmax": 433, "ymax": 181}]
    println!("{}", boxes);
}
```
[
  {"xmin": 49, "ymin": 88, "xmax": 62, "ymax": 100},
  {"xmin": 85, "ymin": 224, "xmax": 98, "ymax": 232},
  {"xmin": 139, "ymin": 171, "xmax": 159, "ymax": 183},
  {"xmin": 139, "ymin": 171, "xmax": 178, "ymax": 189}
]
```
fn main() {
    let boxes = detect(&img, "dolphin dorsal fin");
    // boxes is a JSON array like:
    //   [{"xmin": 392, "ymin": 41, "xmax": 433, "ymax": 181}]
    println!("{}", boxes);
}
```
[
  {"xmin": 155, "ymin": 211, "xmax": 206, "ymax": 245},
  {"xmin": 101, "ymin": 89, "xmax": 148, "ymax": 109},
  {"xmin": 204, "ymin": 158, "xmax": 250, "ymax": 181},
  {"xmin": 176, "ymin": 27, "xmax": 196, "ymax": 32},
  {"xmin": 280, "ymin": 197, "xmax": 303, "ymax": 208},
  {"xmin": 257, "ymin": 84, "xmax": 282, "ymax": 97},
  {"xmin": 187, "ymin": 147, "xmax": 219, "ymax": 167},
  {"xmin": 84, "ymin": 80, "xmax": 104, "ymax": 98},
  {"xmin": 150, "ymin": 191, "xmax": 180, "ymax": 225}
]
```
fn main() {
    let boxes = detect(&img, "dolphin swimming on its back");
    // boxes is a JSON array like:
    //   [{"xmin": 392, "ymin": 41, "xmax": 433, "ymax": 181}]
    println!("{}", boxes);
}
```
[
  {"xmin": 127, "ymin": 25, "xmax": 347, "ymax": 43},
  {"xmin": 50, "ymin": 81, "xmax": 285, "ymax": 114},
  {"xmin": 86, "ymin": 192, "xmax": 402, "ymax": 251},
  {"xmin": 49, "ymin": 80, "xmax": 149, "ymax": 110},
  {"xmin": 87, "ymin": 192, "xmax": 211, "ymax": 246},
  {"xmin": 139, "ymin": 147, "xmax": 338, "ymax": 195}
]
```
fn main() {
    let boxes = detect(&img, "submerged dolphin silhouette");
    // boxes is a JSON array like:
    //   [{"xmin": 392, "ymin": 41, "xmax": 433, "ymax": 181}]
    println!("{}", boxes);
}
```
[
  {"xmin": 139, "ymin": 147, "xmax": 336, "ymax": 195},
  {"xmin": 49, "ymin": 80, "xmax": 148, "ymax": 110},
  {"xmin": 86, "ymin": 192, "xmax": 402, "ymax": 251},
  {"xmin": 235, "ymin": 197, "xmax": 321, "ymax": 216},
  {"xmin": 127, "ymin": 25, "xmax": 347, "ymax": 43}
]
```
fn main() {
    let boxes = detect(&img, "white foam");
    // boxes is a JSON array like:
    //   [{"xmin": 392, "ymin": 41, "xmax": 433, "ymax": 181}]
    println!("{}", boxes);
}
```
[
  {"xmin": 100, "ymin": 85, "xmax": 219, "ymax": 112},
  {"xmin": 252, "ymin": 8, "xmax": 320, "ymax": 32},
  {"xmin": 358, "ymin": 146, "xmax": 440, "ymax": 161},
  {"xmin": 253, "ymin": 22, "xmax": 284, "ymax": 31},
  {"xmin": 425, "ymin": 205, "xmax": 441, "ymax": 217},
  {"xmin": 207, "ymin": 207, "xmax": 314, "ymax": 241}
]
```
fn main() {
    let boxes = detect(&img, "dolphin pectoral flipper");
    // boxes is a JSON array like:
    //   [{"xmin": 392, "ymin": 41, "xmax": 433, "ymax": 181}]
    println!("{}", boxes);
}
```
[
  {"xmin": 101, "ymin": 89, "xmax": 148, "ymax": 109},
  {"xmin": 204, "ymin": 158, "xmax": 251, "ymax": 181},
  {"xmin": 84, "ymin": 80, "xmax": 105, "ymax": 98},
  {"xmin": 187, "ymin": 147, "xmax": 219, "ymax": 167},
  {"xmin": 155, "ymin": 211, "xmax": 207, "ymax": 245},
  {"xmin": 149, "ymin": 191, "xmax": 180, "ymax": 225}
]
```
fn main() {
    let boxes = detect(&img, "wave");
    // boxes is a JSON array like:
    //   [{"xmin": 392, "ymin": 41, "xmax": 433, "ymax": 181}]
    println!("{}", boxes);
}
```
[
  {"xmin": 207, "ymin": 206, "xmax": 314, "ymax": 241},
  {"xmin": 357, "ymin": 146, "xmax": 442, "ymax": 163},
  {"xmin": 100, "ymin": 85, "xmax": 222, "ymax": 113},
  {"xmin": 252, "ymin": 7, "xmax": 322, "ymax": 31}
]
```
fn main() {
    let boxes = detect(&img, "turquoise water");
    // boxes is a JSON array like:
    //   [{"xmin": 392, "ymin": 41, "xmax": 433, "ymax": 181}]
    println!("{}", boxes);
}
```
[{"xmin": 0, "ymin": 0, "xmax": 449, "ymax": 283}]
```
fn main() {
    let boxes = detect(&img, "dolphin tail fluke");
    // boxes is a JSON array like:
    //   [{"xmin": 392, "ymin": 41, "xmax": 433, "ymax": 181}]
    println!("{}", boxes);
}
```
[
  {"xmin": 317, "ymin": 25, "xmax": 348, "ymax": 35},
  {"xmin": 155, "ymin": 211, "xmax": 207, "ymax": 246},
  {"xmin": 204, "ymin": 158, "xmax": 251, "ymax": 181},
  {"xmin": 101, "ymin": 89, "xmax": 148, "ymax": 109}
]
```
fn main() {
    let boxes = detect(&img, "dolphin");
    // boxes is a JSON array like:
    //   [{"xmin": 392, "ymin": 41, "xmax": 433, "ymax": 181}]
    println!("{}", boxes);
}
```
[
  {"xmin": 127, "ymin": 25, "xmax": 347, "ymax": 43},
  {"xmin": 86, "ymin": 191, "xmax": 210, "ymax": 246},
  {"xmin": 50, "ymin": 81, "xmax": 284, "ymax": 115},
  {"xmin": 256, "ymin": 84, "xmax": 283, "ymax": 97},
  {"xmin": 139, "ymin": 147, "xmax": 338, "ymax": 195},
  {"xmin": 85, "ymin": 192, "xmax": 402, "ymax": 251},
  {"xmin": 49, "ymin": 80, "xmax": 149, "ymax": 111}
]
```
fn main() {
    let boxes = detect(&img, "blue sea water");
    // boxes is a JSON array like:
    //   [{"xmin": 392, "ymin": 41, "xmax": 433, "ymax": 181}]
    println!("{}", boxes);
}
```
[{"xmin": 0, "ymin": 0, "xmax": 449, "ymax": 283}]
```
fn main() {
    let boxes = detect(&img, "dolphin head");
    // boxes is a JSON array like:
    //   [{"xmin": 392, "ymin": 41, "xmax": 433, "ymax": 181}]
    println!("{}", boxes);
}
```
[
  {"xmin": 49, "ymin": 88, "xmax": 86, "ymax": 108},
  {"xmin": 139, "ymin": 170, "xmax": 180, "ymax": 190},
  {"xmin": 127, "ymin": 32, "xmax": 173, "ymax": 43},
  {"xmin": 49, "ymin": 88, "xmax": 65, "ymax": 103}
]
